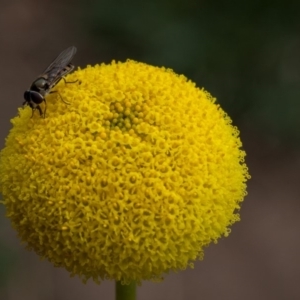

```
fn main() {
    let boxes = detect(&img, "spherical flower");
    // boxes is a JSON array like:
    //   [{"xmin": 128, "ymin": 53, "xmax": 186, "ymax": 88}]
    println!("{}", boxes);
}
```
[{"xmin": 0, "ymin": 60, "xmax": 250, "ymax": 284}]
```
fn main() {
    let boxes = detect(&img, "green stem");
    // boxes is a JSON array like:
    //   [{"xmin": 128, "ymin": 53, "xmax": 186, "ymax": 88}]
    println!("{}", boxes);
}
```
[{"xmin": 115, "ymin": 281, "xmax": 136, "ymax": 300}]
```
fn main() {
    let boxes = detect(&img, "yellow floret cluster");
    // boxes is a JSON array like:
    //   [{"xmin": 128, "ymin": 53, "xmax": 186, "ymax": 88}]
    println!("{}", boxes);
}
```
[{"xmin": 0, "ymin": 60, "xmax": 249, "ymax": 284}]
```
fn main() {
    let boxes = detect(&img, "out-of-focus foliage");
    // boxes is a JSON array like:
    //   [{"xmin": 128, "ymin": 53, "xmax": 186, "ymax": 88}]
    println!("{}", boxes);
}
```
[{"xmin": 81, "ymin": 0, "xmax": 300, "ymax": 145}]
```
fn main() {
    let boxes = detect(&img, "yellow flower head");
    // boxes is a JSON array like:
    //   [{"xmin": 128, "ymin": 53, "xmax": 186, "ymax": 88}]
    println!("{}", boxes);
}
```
[{"xmin": 0, "ymin": 60, "xmax": 249, "ymax": 284}]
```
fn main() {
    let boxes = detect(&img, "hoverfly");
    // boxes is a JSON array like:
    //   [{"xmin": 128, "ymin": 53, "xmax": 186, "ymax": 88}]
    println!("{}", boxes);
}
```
[{"xmin": 23, "ymin": 46, "xmax": 77, "ymax": 117}]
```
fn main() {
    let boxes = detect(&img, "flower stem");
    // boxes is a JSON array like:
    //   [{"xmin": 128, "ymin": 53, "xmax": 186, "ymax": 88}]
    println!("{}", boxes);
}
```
[{"xmin": 115, "ymin": 281, "xmax": 136, "ymax": 300}]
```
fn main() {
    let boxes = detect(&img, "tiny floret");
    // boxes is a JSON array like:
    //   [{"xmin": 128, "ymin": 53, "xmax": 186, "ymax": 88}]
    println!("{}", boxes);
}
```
[{"xmin": 0, "ymin": 60, "xmax": 250, "ymax": 284}]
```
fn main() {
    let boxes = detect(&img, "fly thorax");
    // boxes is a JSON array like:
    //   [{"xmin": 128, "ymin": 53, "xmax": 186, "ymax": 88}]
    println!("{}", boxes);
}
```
[{"xmin": 31, "ymin": 77, "xmax": 49, "ymax": 94}]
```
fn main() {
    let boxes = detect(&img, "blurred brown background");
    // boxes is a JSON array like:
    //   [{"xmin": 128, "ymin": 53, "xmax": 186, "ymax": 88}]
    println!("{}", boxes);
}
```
[{"xmin": 0, "ymin": 0, "xmax": 300, "ymax": 299}]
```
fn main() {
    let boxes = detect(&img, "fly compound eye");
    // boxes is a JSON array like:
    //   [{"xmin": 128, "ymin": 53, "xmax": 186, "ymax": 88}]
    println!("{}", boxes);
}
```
[
  {"xmin": 29, "ymin": 91, "xmax": 44, "ymax": 104},
  {"xmin": 23, "ymin": 91, "xmax": 31, "ymax": 102}
]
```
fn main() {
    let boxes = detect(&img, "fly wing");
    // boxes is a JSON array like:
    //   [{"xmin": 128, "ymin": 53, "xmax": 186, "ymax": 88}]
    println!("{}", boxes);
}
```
[{"xmin": 41, "ymin": 46, "xmax": 77, "ymax": 83}]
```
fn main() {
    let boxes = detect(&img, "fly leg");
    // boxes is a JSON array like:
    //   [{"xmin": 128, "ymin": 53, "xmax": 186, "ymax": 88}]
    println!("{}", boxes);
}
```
[
  {"xmin": 35, "ymin": 103, "xmax": 45, "ymax": 118},
  {"xmin": 62, "ymin": 77, "xmax": 78, "ymax": 84},
  {"xmin": 42, "ymin": 98, "xmax": 47, "ymax": 118},
  {"xmin": 49, "ymin": 90, "xmax": 70, "ymax": 105},
  {"xmin": 49, "ymin": 76, "xmax": 79, "ymax": 105}
]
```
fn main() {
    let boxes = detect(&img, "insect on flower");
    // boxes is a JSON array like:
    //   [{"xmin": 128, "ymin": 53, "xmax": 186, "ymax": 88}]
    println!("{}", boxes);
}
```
[{"xmin": 23, "ymin": 46, "xmax": 77, "ymax": 117}]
